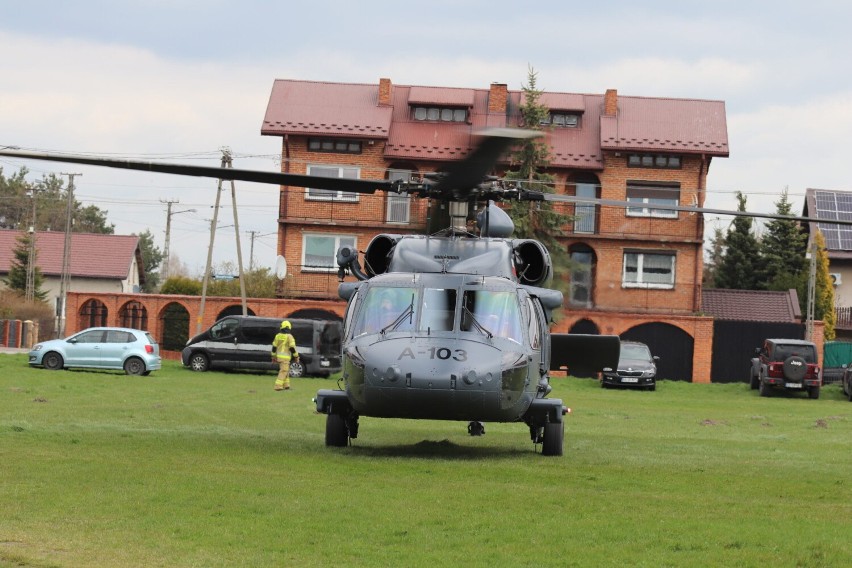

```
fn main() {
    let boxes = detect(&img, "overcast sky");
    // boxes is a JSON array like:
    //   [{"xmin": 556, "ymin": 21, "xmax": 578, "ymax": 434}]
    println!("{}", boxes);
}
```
[{"xmin": 2, "ymin": 1, "xmax": 851, "ymax": 275}]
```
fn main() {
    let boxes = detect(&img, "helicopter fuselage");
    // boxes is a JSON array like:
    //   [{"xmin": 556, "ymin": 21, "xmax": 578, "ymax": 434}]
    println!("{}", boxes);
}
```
[{"xmin": 332, "ymin": 271, "xmax": 551, "ymax": 423}]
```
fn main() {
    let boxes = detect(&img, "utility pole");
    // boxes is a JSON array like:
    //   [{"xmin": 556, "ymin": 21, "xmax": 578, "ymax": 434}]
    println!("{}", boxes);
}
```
[
  {"xmin": 25, "ymin": 185, "xmax": 38, "ymax": 302},
  {"xmin": 161, "ymin": 199, "xmax": 195, "ymax": 283},
  {"xmin": 223, "ymin": 150, "xmax": 248, "ymax": 316},
  {"xmin": 246, "ymin": 230, "xmax": 259, "ymax": 272},
  {"xmin": 806, "ymin": 240, "xmax": 817, "ymax": 341},
  {"xmin": 58, "ymin": 172, "xmax": 81, "ymax": 337}
]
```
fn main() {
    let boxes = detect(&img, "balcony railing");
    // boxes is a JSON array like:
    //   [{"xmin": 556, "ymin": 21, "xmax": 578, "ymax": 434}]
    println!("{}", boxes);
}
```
[{"xmin": 836, "ymin": 307, "xmax": 852, "ymax": 329}]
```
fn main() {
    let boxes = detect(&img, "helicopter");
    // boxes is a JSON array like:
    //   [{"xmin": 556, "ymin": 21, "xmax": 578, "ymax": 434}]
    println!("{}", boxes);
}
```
[{"xmin": 4, "ymin": 129, "xmax": 850, "ymax": 455}]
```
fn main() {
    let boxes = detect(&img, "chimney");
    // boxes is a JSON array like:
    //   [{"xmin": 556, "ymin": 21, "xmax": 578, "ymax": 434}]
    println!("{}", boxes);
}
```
[
  {"xmin": 378, "ymin": 78, "xmax": 392, "ymax": 106},
  {"xmin": 604, "ymin": 89, "xmax": 618, "ymax": 116},
  {"xmin": 488, "ymin": 82, "xmax": 508, "ymax": 114}
]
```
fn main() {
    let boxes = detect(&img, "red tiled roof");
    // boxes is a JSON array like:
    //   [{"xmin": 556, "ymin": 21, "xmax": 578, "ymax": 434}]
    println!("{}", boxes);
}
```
[
  {"xmin": 261, "ymin": 79, "xmax": 729, "ymax": 167},
  {"xmin": 261, "ymin": 80, "xmax": 392, "ymax": 139},
  {"xmin": 407, "ymin": 86, "xmax": 475, "ymax": 107},
  {"xmin": 0, "ymin": 230, "xmax": 141, "ymax": 280},
  {"xmin": 701, "ymin": 288, "xmax": 801, "ymax": 323},
  {"xmin": 600, "ymin": 96, "xmax": 729, "ymax": 155}
]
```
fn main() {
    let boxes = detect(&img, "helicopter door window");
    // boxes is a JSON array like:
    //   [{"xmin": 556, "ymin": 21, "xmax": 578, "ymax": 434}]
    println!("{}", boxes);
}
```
[{"xmin": 419, "ymin": 288, "xmax": 456, "ymax": 332}]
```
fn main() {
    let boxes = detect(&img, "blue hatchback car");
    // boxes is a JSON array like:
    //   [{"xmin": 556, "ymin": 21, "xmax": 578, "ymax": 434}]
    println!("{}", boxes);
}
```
[{"xmin": 29, "ymin": 327, "xmax": 161, "ymax": 375}]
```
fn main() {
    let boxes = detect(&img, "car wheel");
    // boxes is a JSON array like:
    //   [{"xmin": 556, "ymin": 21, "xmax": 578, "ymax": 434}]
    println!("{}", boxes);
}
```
[
  {"xmin": 42, "ymin": 352, "xmax": 64, "ymax": 371},
  {"xmin": 759, "ymin": 379, "xmax": 771, "ymax": 397},
  {"xmin": 189, "ymin": 353, "xmax": 209, "ymax": 372},
  {"xmin": 848, "ymin": 386, "xmax": 852, "ymax": 402},
  {"xmin": 541, "ymin": 420, "xmax": 564, "ymax": 457},
  {"xmin": 288, "ymin": 360, "xmax": 305, "ymax": 378},
  {"xmin": 124, "ymin": 357, "xmax": 146, "ymax": 376},
  {"xmin": 808, "ymin": 386, "xmax": 820, "ymax": 400},
  {"xmin": 749, "ymin": 372, "xmax": 759, "ymax": 390},
  {"xmin": 325, "ymin": 413, "xmax": 349, "ymax": 447}
]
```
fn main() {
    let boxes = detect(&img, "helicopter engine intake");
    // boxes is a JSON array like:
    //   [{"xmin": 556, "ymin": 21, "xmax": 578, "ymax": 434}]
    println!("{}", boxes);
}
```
[{"xmin": 512, "ymin": 239, "xmax": 553, "ymax": 287}]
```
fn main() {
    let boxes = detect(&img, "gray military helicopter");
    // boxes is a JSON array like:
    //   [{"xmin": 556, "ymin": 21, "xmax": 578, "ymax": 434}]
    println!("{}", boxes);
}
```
[{"xmin": 1, "ymin": 129, "xmax": 621, "ymax": 456}]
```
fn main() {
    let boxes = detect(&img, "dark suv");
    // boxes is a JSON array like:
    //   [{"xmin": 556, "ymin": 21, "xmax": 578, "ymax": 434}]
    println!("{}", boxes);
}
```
[{"xmin": 750, "ymin": 339, "xmax": 821, "ymax": 399}]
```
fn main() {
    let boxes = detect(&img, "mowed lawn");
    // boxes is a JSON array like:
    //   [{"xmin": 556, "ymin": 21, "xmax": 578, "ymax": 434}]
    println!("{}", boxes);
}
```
[{"xmin": 1, "ymin": 354, "xmax": 850, "ymax": 568}]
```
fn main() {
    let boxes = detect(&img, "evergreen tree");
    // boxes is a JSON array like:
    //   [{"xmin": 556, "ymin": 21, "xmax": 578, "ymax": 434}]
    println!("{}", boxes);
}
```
[
  {"xmin": 813, "ymin": 230, "xmax": 836, "ymax": 340},
  {"xmin": 134, "ymin": 229, "xmax": 164, "ymax": 293},
  {"xmin": 760, "ymin": 189, "xmax": 808, "ymax": 291},
  {"xmin": 503, "ymin": 66, "xmax": 573, "ymax": 292},
  {"xmin": 714, "ymin": 192, "xmax": 762, "ymax": 290},
  {"xmin": 703, "ymin": 226, "xmax": 725, "ymax": 288},
  {"xmin": 3, "ymin": 233, "xmax": 48, "ymax": 302}
]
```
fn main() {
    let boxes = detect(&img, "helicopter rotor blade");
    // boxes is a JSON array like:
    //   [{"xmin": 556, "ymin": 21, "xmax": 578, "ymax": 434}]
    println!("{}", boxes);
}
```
[
  {"xmin": 0, "ymin": 149, "xmax": 393, "ymax": 194},
  {"xmin": 431, "ymin": 128, "xmax": 542, "ymax": 199},
  {"xmin": 526, "ymin": 191, "xmax": 852, "ymax": 227}
]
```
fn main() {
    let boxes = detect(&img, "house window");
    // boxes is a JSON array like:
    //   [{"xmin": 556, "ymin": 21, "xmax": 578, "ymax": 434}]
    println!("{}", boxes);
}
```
[
  {"xmin": 626, "ymin": 182, "xmax": 679, "ymax": 218},
  {"xmin": 307, "ymin": 138, "xmax": 362, "ymax": 154},
  {"xmin": 386, "ymin": 168, "xmax": 413, "ymax": 223},
  {"xmin": 627, "ymin": 153, "xmax": 681, "ymax": 169},
  {"xmin": 302, "ymin": 234, "xmax": 356, "ymax": 272},
  {"xmin": 569, "ymin": 244, "xmax": 595, "ymax": 308},
  {"xmin": 412, "ymin": 106, "xmax": 468, "ymax": 123},
  {"xmin": 573, "ymin": 182, "xmax": 597, "ymax": 233},
  {"xmin": 623, "ymin": 252, "xmax": 675, "ymax": 289},
  {"xmin": 541, "ymin": 112, "xmax": 580, "ymax": 127},
  {"xmin": 306, "ymin": 165, "xmax": 360, "ymax": 202}
]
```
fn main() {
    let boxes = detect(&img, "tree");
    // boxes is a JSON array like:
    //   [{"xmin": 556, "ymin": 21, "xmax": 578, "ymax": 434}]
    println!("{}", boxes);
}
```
[
  {"xmin": 503, "ymin": 66, "xmax": 573, "ymax": 293},
  {"xmin": 813, "ymin": 230, "xmax": 836, "ymax": 340},
  {"xmin": 760, "ymin": 189, "xmax": 808, "ymax": 291},
  {"xmin": 134, "ymin": 229, "xmax": 164, "ymax": 293},
  {"xmin": 703, "ymin": 226, "xmax": 726, "ymax": 288},
  {"xmin": 0, "ymin": 167, "xmax": 114, "ymax": 234},
  {"xmin": 3, "ymin": 233, "xmax": 48, "ymax": 302},
  {"xmin": 160, "ymin": 276, "xmax": 202, "ymax": 296},
  {"xmin": 714, "ymin": 192, "xmax": 762, "ymax": 290}
]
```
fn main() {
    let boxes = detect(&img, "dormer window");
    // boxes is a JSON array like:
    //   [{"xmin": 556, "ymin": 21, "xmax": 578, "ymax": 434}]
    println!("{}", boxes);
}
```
[
  {"xmin": 541, "ymin": 112, "xmax": 580, "ymax": 128},
  {"xmin": 412, "ymin": 106, "xmax": 468, "ymax": 123},
  {"xmin": 308, "ymin": 138, "xmax": 362, "ymax": 154},
  {"xmin": 627, "ymin": 153, "xmax": 681, "ymax": 169}
]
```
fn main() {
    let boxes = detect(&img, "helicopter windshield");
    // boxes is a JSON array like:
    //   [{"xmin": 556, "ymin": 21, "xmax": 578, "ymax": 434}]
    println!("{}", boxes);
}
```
[
  {"xmin": 353, "ymin": 286, "xmax": 417, "ymax": 336},
  {"xmin": 461, "ymin": 290, "xmax": 522, "ymax": 343},
  {"xmin": 419, "ymin": 288, "xmax": 456, "ymax": 332}
]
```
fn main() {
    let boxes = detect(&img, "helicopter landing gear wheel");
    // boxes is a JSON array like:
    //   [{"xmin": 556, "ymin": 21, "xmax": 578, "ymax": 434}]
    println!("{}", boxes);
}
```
[
  {"xmin": 467, "ymin": 421, "xmax": 485, "ymax": 436},
  {"xmin": 325, "ymin": 413, "xmax": 349, "ymax": 447},
  {"xmin": 541, "ymin": 420, "xmax": 564, "ymax": 457}
]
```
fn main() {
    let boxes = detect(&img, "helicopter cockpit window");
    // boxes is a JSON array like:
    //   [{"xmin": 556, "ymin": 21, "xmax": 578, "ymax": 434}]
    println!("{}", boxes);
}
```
[
  {"xmin": 526, "ymin": 297, "xmax": 541, "ymax": 350},
  {"xmin": 461, "ymin": 290, "xmax": 522, "ymax": 343},
  {"xmin": 353, "ymin": 287, "xmax": 417, "ymax": 336},
  {"xmin": 419, "ymin": 288, "xmax": 456, "ymax": 332}
]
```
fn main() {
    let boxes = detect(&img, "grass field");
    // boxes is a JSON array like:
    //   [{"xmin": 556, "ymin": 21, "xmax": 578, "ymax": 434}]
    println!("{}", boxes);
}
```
[{"xmin": 1, "ymin": 354, "xmax": 850, "ymax": 567}]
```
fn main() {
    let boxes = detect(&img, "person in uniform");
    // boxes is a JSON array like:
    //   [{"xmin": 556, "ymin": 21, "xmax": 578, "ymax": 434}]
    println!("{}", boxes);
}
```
[{"xmin": 271, "ymin": 320, "xmax": 299, "ymax": 391}]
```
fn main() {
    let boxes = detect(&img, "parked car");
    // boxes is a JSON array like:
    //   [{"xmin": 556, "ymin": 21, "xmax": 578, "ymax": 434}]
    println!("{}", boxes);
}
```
[
  {"xmin": 601, "ymin": 341, "xmax": 659, "ymax": 391},
  {"xmin": 28, "ymin": 327, "xmax": 161, "ymax": 375},
  {"xmin": 749, "ymin": 338, "xmax": 821, "ymax": 399},
  {"xmin": 842, "ymin": 365, "xmax": 852, "ymax": 402},
  {"xmin": 181, "ymin": 316, "xmax": 342, "ymax": 377}
]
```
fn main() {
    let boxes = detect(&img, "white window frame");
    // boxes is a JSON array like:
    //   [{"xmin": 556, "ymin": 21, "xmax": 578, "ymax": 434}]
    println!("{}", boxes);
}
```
[
  {"xmin": 626, "ymin": 182, "xmax": 679, "ymax": 219},
  {"xmin": 386, "ymin": 169, "xmax": 414, "ymax": 223},
  {"xmin": 622, "ymin": 252, "xmax": 675, "ymax": 289},
  {"xmin": 305, "ymin": 165, "xmax": 360, "ymax": 202},
  {"xmin": 302, "ymin": 234, "xmax": 356, "ymax": 273}
]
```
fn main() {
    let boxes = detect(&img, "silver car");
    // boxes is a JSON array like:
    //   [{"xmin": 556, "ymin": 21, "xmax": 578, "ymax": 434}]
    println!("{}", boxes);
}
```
[{"xmin": 28, "ymin": 327, "xmax": 161, "ymax": 375}]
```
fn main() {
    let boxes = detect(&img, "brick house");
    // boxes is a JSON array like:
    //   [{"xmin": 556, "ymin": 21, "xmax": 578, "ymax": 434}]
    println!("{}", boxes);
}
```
[{"xmin": 260, "ymin": 78, "xmax": 729, "ymax": 382}]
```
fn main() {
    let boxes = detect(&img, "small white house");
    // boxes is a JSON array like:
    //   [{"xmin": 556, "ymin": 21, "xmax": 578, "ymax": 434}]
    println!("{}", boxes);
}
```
[{"xmin": 0, "ymin": 229, "xmax": 144, "ymax": 323}]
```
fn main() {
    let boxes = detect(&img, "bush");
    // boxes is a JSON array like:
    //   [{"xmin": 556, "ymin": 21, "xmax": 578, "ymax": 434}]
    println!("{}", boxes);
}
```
[{"xmin": 0, "ymin": 290, "xmax": 55, "ymax": 339}]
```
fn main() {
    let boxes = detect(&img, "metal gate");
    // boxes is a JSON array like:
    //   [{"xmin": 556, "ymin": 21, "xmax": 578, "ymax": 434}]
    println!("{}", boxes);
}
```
[
  {"xmin": 710, "ymin": 320, "xmax": 804, "ymax": 383},
  {"xmin": 621, "ymin": 322, "xmax": 694, "ymax": 382}
]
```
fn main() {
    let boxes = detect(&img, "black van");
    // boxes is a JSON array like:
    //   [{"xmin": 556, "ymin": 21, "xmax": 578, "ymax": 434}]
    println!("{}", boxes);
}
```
[{"xmin": 181, "ymin": 316, "xmax": 342, "ymax": 377}]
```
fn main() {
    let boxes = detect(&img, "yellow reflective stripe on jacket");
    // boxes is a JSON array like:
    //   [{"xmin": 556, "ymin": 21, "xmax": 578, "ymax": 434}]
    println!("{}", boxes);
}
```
[{"xmin": 272, "ymin": 332, "xmax": 298, "ymax": 360}]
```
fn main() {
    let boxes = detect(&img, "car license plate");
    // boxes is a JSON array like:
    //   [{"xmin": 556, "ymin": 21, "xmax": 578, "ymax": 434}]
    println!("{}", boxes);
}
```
[
  {"xmin": 320, "ymin": 360, "xmax": 330, "ymax": 367},
  {"xmin": 621, "ymin": 377, "xmax": 639, "ymax": 383},
  {"xmin": 784, "ymin": 382, "xmax": 802, "ymax": 389}
]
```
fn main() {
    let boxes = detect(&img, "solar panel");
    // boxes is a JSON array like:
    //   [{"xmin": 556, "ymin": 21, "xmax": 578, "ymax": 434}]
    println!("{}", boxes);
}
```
[{"xmin": 814, "ymin": 190, "xmax": 852, "ymax": 250}]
